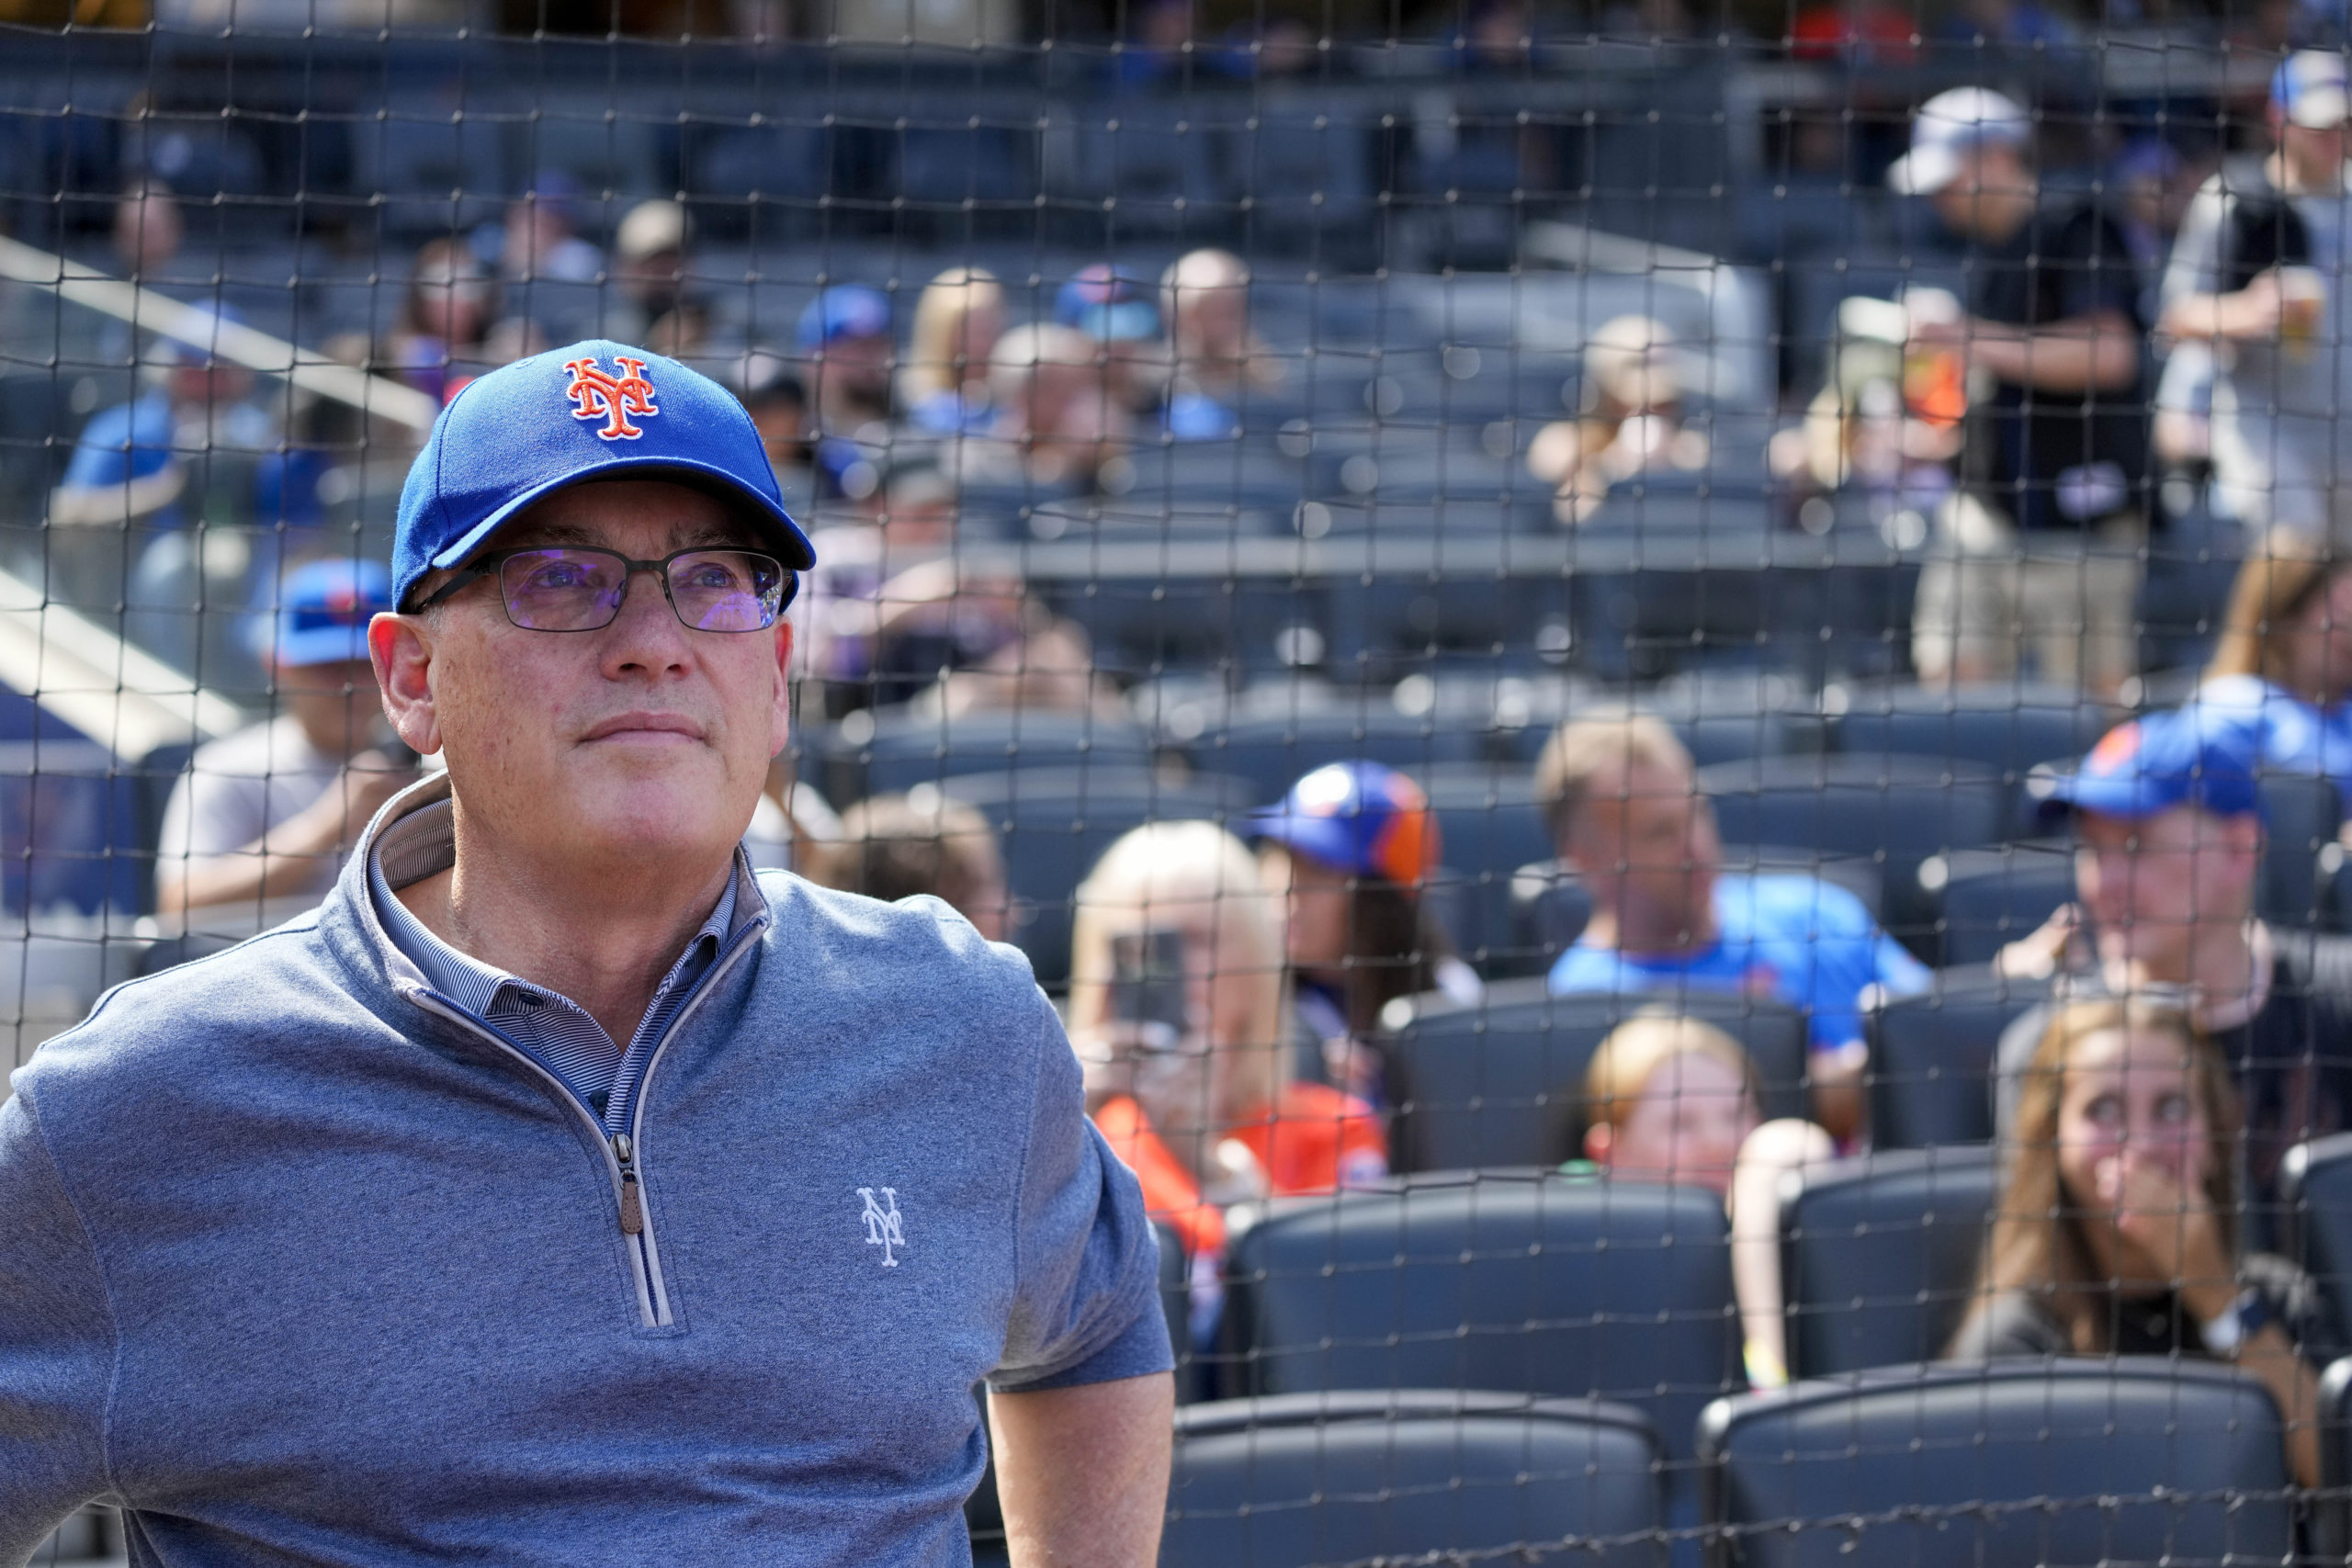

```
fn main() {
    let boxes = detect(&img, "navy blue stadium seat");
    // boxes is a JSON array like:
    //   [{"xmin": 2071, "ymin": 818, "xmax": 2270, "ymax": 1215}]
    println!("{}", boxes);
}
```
[
  {"xmin": 2317, "ymin": 1355, "xmax": 2352, "ymax": 1558},
  {"xmin": 687, "ymin": 123, "xmax": 840, "ymax": 235},
  {"xmin": 1043, "ymin": 102, "xmax": 1226, "ymax": 238},
  {"xmin": 1863, "ymin": 966, "xmax": 2050, "ymax": 1151},
  {"xmin": 1175, "ymin": 696, "xmax": 1483, "ymax": 807},
  {"xmin": 1917, "ymin": 845, "xmax": 2075, "ymax": 970},
  {"xmin": 1827, "ymin": 681, "xmax": 2119, "ymax": 791},
  {"xmin": 1381, "ymin": 983, "xmax": 1810, "ymax": 1172},
  {"xmin": 1166, "ymin": 1391, "xmax": 1667, "ymax": 1568},
  {"xmin": 1702, "ymin": 1360, "xmax": 2293, "ymax": 1568},
  {"xmin": 809, "ymin": 708, "xmax": 1156, "ymax": 804},
  {"xmin": 1223, "ymin": 107, "xmax": 1378, "ymax": 259},
  {"xmin": 2278, "ymin": 1134, "xmax": 2352, "ymax": 1349},
  {"xmin": 354, "ymin": 107, "xmax": 517, "ymax": 231},
  {"xmin": 1226, "ymin": 1172, "xmax": 1736, "ymax": 1472},
  {"xmin": 1776, "ymin": 1145, "xmax": 1997, "ymax": 1380}
]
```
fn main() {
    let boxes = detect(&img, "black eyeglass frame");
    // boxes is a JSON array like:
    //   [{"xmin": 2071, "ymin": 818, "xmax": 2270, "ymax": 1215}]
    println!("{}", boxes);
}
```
[{"xmin": 409, "ymin": 545, "xmax": 800, "ymax": 633}]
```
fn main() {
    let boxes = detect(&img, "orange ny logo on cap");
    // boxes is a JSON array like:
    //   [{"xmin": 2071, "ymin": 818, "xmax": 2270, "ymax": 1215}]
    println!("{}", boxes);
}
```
[{"xmin": 562, "ymin": 355, "xmax": 660, "ymax": 441}]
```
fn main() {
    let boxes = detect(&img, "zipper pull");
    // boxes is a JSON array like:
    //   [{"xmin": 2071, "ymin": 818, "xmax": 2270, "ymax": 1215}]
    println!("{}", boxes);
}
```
[{"xmin": 612, "ymin": 1134, "xmax": 644, "ymax": 1235}]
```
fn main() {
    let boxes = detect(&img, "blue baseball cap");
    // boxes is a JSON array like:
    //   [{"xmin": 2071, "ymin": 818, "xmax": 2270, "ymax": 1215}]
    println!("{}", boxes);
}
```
[
  {"xmin": 262, "ymin": 558, "xmax": 395, "ymax": 668},
  {"xmin": 2031, "ymin": 708, "xmax": 2266, "ymax": 825},
  {"xmin": 1056, "ymin": 265, "xmax": 1160, "ymax": 344},
  {"xmin": 796, "ymin": 286, "xmax": 892, "ymax": 353},
  {"xmin": 1249, "ymin": 761, "xmax": 1442, "ymax": 886},
  {"xmin": 2274, "ymin": 51, "xmax": 2351, "ymax": 129},
  {"xmin": 390, "ymin": 339, "xmax": 815, "ymax": 611}
]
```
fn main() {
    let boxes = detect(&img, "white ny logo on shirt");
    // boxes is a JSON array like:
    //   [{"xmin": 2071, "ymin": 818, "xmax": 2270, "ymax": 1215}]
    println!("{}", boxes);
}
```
[{"xmin": 857, "ymin": 1187, "xmax": 906, "ymax": 1267}]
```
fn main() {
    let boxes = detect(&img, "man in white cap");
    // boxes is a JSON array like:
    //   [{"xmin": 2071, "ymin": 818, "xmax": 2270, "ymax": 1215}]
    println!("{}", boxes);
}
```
[
  {"xmin": 2159, "ymin": 51, "xmax": 2352, "ymax": 544},
  {"xmin": 1891, "ymin": 85, "xmax": 2151, "ymax": 699}
]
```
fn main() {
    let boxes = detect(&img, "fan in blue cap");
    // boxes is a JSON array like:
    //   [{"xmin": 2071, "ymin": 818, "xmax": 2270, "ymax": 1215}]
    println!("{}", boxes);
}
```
[
  {"xmin": 392, "ymin": 337, "xmax": 814, "ymax": 611},
  {"xmin": 2031, "ymin": 705, "xmax": 2267, "ymax": 826},
  {"xmin": 261, "ymin": 558, "xmax": 398, "ymax": 668}
]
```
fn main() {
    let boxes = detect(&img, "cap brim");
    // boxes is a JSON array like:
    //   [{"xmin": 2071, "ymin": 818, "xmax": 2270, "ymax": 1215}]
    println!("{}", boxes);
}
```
[
  {"xmin": 1887, "ymin": 144, "xmax": 1962, "ymax": 197},
  {"xmin": 274, "ymin": 626, "xmax": 377, "ymax": 667},
  {"xmin": 2289, "ymin": 87, "xmax": 2352, "ymax": 128},
  {"xmin": 2031, "ymin": 766, "xmax": 2180, "ymax": 824},
  {"xmin": 422, "ymin": 457, "xmax": 817, "ymax": 592}
]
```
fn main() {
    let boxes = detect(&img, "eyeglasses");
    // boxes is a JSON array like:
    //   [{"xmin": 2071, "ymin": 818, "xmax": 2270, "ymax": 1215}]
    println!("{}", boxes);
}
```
[{"xmin": 413, "ymin": 547, "xmax": 797, "ymax": 634}]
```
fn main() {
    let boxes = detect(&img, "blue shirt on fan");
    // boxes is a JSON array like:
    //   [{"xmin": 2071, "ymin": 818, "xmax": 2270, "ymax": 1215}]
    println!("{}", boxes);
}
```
[{"xmin": 1547, "ymin": 872, "xmax": 1929, "ymax": 1055}]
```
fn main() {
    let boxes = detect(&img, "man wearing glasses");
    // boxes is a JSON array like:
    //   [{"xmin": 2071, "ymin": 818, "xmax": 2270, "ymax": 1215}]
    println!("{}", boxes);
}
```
[{"xmin": 0, "ymin": 342, "xmax": 1174, "ymax": 1562}]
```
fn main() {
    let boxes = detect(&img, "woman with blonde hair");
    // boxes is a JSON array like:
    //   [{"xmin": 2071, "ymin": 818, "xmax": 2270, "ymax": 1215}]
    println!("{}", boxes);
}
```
[
  {"xmin": 900, "ymin": 266, "xmax": 1004, "ymax": 435},
  {"xmin": 2197, "ymin": 528, "xmax": 2352, "ymax": 816},
  {"xmin": 1069, "ymin": 820, "xmax": 1386, "ymax": 1270},
  {"xmin": 1950, "ymin": 996, "xmax": 2335, "ymax": 1484}
]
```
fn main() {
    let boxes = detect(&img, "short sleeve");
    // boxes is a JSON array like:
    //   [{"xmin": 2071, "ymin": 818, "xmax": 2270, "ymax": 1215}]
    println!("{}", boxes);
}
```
[
  {"xmin": 2160, "ymin": 177, "xmax": 2231, "ymax": 310},
  {"xmin": 0, "ymin": 1089, "xmax": 120, "ymax": 1560},
  {"xmin": 989, "ymin": 992, "xmax": 1174, "ymax": 1395}
]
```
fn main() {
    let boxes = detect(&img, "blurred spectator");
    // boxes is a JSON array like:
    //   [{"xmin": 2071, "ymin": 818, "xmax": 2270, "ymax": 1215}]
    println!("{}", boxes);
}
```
[
  {"xmin": 1787, "ymin": 0, "xmax": 1917, "ymax": 64},
  {"xmin": 383, "ymin": 238, "xmax": 499, "ymax": 405},
  {"xmin": 495, "ymin": 173, "xmax": 602, "ymax": 286},
  {"xmin": 1057, "ymin": 263, "xmax": 1170, "ymax": 418},
  {"xmin": 1250, "ymin": 761, "xmax": 1480, "ymax": 1106},
  {"xmin": 1071, "ymin": 820, "xmax": 1388, "ymax": 1309},
  {"xmin": 111, "ymin": 178, "xmax": 183, "ymax": 282},
  {"xmin": 1995, "ymin": 707, "xmax": 2352, "ymax": 1210},
  {"xmin": 800, "ymin": 284, "xmax": 897, "ymax": 500},
  {"xmin": 49, "ymin": 308, "xmax": 276, "ymax": 649},
  {"xmin": 741, "ymin": 747, "xmax": 842, "ymax": 874},
  {"xmin": 1956, "ymin": 996, "xmax": 2335, "ymax": 1486},
  {"xmin": 901, "ymin": 266, "xmax": 1003, "ymax": 436},
  {"xmin": 1534, "ymin": 713, "xmax": 1928, "ymax": 1143},
  {"xmin": 1528, "ymin": 314, "xmax": 1711, "ymax": 525},
  {"xmin": 1936, "ymin": 0, "xmax": 2075, "ymax": 46},
  {"xmin": 614, "ymin": 198, "xmax": 709, "ymax": 355},
  {"xmin": 1775, "ymin": 299, "xmax": 1960, "ymax": 515},
  {"xmin": 737, "ymin": 348, "xmax": 812, "ymax": 500},
  {"xmin": 1893, "ymin": 87, "xmax": 2150, "ymax": 699},
  {"xmin": 2197, "ymin": 532, "xmax": 2352, "ymax": 816},
  {"xmin": 959, "ymin": 321, "xmax": 1129, "ymax": 492},
  {"xmin": 1160, "ymin": 249, "xmax": 1284, "ymax": 437},
  {"xmin": 154, "ymin": 559, "xmax": 416, "ymax": 933},
  {"xmin": 802, "ymin": 791, "xmax": 1009, "ymax": 940},
  {"xmin": 2159, "ymin": 53, "xmax": 2352, "ymax": 543},
  {"xmin": 1576, "ymin": 1013, "xmax": 1836, "ymax": 1388}
]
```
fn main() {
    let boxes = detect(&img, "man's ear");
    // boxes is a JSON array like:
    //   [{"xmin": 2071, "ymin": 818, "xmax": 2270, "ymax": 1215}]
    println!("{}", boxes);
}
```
[
  {"xmin": 769, "ymin": 620, "xmax": 796, "ymax": 760},
  {"xmin": 1584, "ymin": 1122, "xmax": 1612, "ymax": 1166},
  {"xmin": 369, "ymin": 612, "xmax": 442, "ymax": 758}
]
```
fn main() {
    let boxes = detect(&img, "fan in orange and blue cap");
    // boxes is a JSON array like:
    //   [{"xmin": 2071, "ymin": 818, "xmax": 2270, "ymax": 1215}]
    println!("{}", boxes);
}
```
[{"xmin": 1249, "ymin": 761, "xmax": 1442, "ymax": 886}]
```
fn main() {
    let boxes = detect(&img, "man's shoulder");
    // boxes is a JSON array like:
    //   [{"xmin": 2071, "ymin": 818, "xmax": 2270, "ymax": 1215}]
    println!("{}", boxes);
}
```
[{"xmin": 16, "ymin": 918, "xmax": 357, "ymax": 1122}]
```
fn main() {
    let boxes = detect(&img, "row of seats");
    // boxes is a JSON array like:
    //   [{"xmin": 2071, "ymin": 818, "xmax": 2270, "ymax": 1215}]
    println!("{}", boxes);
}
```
[{"xmin": 1152, "ymin": 1361, "xmax": 2300, "ymax": 1568}]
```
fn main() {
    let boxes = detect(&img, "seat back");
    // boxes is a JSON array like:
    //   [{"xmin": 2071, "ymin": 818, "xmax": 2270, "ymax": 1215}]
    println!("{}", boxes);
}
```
[
  {"xmin": 1226, "ymin": 1174, "xmax": 1736, "ymax": 1461},
  {"xmin": 1181, "ymin": 704, "xmax": 1484, "ymax": 808},
  {"xmin": 1385, "ymin": 987, "xmax": 1810, "ymax": 1173},
  {"xmin": 2261, "ymin": 771, "xmax": 2341, "ymax": 928},
  {"xmin": 1863, "ymin": 967, "xmax": 2049, "ymax": 1151},
  {"xmin": 1919, "ymin": 846, "xmax": 2075, "ymax": 969},
  {"xmin": 813, "ymin": 708, "xmax": 1155, "ymax": 802},
  {"xmin": 1778, "ymin": 1146, "xmax": 1997, "ymax": 1379},
  {"xmin": 1166, "ymin": 1391, "xmax": 1667, "ymax": 1568},
  {"xmin": 2278, "ymin": 1133, "xmax": 2352, "ymax": 1348},
  {"xmin": 1828, "ymin": 682, "xmax": 2118, "ymax": 786},
  {"xmin": 1702, "ymin": 1360, "xmax": 2292, "ymax": 1568}
]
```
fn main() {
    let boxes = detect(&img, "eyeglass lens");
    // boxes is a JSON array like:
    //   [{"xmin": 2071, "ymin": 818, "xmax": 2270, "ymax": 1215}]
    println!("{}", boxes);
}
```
[{"xmin": 496, "ymin": 548, "xmax": 786, "ymax": 633}]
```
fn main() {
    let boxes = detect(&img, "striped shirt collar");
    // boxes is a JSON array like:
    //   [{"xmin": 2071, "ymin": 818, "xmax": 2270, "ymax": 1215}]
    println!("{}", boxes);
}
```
[{"xmin": 367, "ymin": 796, "xmax": 744, "ymax": 1027}]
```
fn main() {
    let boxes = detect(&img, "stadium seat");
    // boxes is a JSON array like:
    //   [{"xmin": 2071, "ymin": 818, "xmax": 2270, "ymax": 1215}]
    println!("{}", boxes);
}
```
[
  {"xmin": 1776, "ymin": 1145, "xmax": 1997, "ymax": 1380},
  {"xmin": 1043, "ymin": 102, "xmax": 1227, "ymax": 238},
  {"xmin": 686, "ymin": 123, "xmax": 840, "ymax": 236},
  {"xmin": 809, "ymin": 707, "xmax": 1157, "ymax": 804},
  {"xmin": 1413, "ymin": 763, "xmax": 1560, "ymax": 974},
  {"xmin": 1917, "ymin": 845, "xmax": 2075, "ymax": 970},
  {"xmin": 933, "ymin": 766, "xmax": 1255, "ymax": 988},
  {"xmin": 1225, "ymin": 1172, "xmax": 1736, "ymax": 1469},
  {"xmin": 353, "ymin": 106, "xmax": 517, "ymax": 231},
  {"xmin": 1826, "ymin": 681, "xmax": 2118, "ymax": 791},
  {"xmin": 1176, "ymin": 697, "xmax": 1484, "ymax": 807},
  {"xmin": 1165, "ymin": 1390, "xmax": 1667, "ymax": 1568},
  {"xmin": 1381, "ymin": 984, "xmax": 1810, "ymax": 1172},
  {"xmin": 2277, "ymin": 1133, "xmax": 2352, "ymax": 1348},
  {"xmin": 2258, "ymin": 771, "xmax": 2340, "ymax": 929},
  {"xmin": 1863, "ymin": 966, "xmax": 2050, "ymax": 1151},
  {"xmin": 1701, "ymin": 1359, "xmax": 2293, "ymax": 1568},
  {"xmin": 1697, "ymin": 754, "xmax": 2010, "ymax": 948},
  {"xmin": 2317, "ymin": 1355, "xmax": 2352, "ymax": 1559},
  {"xmin": 1221, "ymin": 107, "xmax": 1379, "ymax": 260}
]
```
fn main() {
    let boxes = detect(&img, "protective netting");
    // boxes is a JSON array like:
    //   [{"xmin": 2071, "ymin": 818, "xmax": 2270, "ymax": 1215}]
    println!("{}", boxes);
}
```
[{"xmin": 10, "ymin": 6, "xmax": 2352, "ymax": 1565}]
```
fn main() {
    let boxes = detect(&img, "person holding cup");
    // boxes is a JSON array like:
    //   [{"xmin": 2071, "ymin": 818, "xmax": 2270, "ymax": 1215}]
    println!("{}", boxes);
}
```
[{"xmin": 2159, "ymin": 51, "xmax": 2352, "ymax": 544}]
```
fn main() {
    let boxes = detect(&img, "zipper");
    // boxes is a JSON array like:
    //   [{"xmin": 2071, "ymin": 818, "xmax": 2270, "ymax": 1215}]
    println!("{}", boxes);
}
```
[{"xmin": 401, "ymin": 909, "xmax": 769, "ymax": 1329}]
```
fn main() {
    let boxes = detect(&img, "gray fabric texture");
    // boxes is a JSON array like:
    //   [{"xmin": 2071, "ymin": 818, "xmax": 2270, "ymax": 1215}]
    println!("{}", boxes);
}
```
[{"xmin": 0, "ymin": 775, "xmax": 1169, "ymax": 1564}]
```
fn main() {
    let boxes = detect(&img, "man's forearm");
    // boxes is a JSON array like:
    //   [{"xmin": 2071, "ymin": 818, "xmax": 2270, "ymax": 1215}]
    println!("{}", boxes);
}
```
[
  {"xmin": 989, "ymin": 1371, "xmax": 1173, "ymax": 1568},
  {"xmin": 1962, "ymin": 316, "xmax": 2141, "ymax": 391}
]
